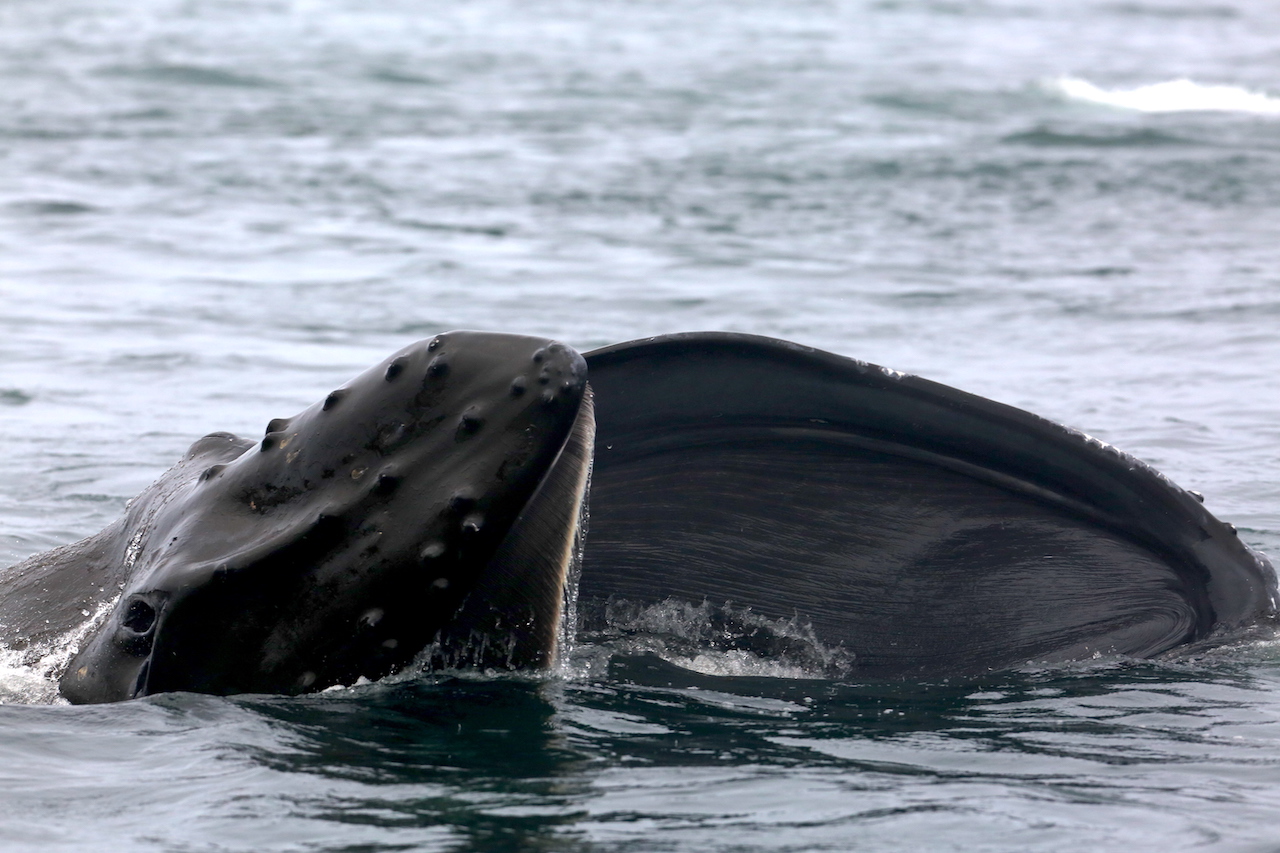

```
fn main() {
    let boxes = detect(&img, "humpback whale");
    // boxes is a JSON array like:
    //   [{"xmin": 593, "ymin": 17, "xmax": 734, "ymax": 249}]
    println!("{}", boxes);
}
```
[{"xmin": 0, "ymin": 331, "xmax": 1273, "ymax": 703}]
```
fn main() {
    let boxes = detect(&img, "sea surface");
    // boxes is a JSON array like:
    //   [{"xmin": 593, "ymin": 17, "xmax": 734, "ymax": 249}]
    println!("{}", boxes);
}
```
[{"xmin": 3, "ymin": 0, "xmax": 1280, "ymax": 850}]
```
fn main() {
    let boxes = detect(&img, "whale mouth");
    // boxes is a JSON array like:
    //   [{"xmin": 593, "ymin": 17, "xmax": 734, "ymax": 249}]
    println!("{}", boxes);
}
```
[
  {"xmin": 34, "ymin": 330, "xmax": 1278, "ymax": 703},
  {"xmin": 59, "ymin": 332, "xmax": 593, "ymax": 704}
]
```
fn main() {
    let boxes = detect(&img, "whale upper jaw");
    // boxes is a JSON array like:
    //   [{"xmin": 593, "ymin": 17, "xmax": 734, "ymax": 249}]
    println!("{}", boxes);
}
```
[{"xmin": 59, "ymin": 332, "xmax": 593, "ymax": 704}]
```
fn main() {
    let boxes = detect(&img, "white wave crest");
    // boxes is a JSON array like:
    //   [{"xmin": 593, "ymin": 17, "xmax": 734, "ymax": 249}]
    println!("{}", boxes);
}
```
[{"xmin": 1052, "ymin": 77, "xmax": 1280, "ymax": 115}]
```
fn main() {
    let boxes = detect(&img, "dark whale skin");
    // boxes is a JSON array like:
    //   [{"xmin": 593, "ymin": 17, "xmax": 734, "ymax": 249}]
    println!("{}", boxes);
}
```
[
  {"xmin": 6, "ymin": 332, "xmax": 591, "ymax": 703},
  {"xmin": 581, "ymin": 332, "xmax": 1277, "ymax": 678},
  {"xmin": 3, "ymin": 330, "xmax": 1274, "ymax": 699}
]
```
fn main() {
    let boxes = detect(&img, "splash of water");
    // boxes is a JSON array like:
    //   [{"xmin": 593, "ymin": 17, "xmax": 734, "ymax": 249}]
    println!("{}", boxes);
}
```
[
  {"xmin": 0, "ymin": 598, "xmax": 116, "ymax": 705},
  {"xmin": 581, "ymin": 597, "xmax": 856, "ymax": 680}
]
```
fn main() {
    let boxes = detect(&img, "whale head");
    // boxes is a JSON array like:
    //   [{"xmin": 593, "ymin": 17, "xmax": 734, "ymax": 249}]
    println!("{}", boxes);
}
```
[{"xmin": 60, "ymin": 332, "xmax": 593, "ymax": 703}]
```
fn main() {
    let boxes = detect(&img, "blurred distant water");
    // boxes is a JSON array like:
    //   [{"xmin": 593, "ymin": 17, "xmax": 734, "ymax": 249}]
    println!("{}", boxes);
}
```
[{"xmin": 2, "ymin": 0, "xmax": 1280, "ymax": 850}]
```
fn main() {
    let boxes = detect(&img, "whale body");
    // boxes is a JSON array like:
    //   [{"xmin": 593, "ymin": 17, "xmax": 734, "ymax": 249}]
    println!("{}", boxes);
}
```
[{"xmin": 0, "ymin": 331, "xmax": 1273, "ymax": 703}]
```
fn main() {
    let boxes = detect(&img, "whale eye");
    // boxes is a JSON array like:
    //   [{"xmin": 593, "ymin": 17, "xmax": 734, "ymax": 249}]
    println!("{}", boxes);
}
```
[
  {"xmin": 115, "ymin": 597, "xmax": 158, "ymax": 656},
  {"xmin": 122, "ymin": 598, "xmax": 156, "ymax": 634}
]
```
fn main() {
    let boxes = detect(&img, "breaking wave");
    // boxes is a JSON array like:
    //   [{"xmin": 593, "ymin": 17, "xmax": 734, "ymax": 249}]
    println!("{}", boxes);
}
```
[{"xmin": 1051, "ymin": 77, "xmax": 1280, "ymax": 115}]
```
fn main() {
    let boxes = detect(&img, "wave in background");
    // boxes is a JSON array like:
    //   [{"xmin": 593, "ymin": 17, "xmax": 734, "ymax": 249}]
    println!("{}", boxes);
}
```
[{"xmin": 1052, "ymin": 76, "xmax": 1280, "ymax": 114}]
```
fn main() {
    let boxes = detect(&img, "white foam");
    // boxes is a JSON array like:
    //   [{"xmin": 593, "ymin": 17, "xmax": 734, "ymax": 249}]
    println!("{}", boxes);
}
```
[
  {"xmin": 670, "ymin": 650, "xmax": 814, "ymax": 680},
  {"xmin": 1052, "ymin": 77, "xmax": 1280, "ymax": 115},
  {"xmin": 0, "ymin": 599, "xmax": 116, "ymax": 705},
  {"xmin": 592, "ymin": 597, "xmax": 855, "ymax": 680}
]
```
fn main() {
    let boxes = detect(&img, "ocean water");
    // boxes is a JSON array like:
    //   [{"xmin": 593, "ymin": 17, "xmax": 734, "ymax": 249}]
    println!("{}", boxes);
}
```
[{"xmin": 3, "ymin": 0, "xmax": 1280, "ymax": 849}]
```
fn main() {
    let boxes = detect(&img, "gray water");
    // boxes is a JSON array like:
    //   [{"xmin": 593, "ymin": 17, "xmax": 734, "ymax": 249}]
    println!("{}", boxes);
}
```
[{"xmin": 3, "ymin": 0, "xmax": 1280, "ymax": 849}]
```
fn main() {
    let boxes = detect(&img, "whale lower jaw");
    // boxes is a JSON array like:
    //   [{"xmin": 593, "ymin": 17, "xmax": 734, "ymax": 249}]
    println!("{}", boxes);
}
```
[{"xmin": 576, "ymin": 332, "xmax": 1277, "ymax": 679}]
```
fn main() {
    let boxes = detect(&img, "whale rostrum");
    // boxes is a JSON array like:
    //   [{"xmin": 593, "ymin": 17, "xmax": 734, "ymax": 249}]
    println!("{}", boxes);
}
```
[{"xmin": 3, "ymin": 332, "xmax": 592, "ymax": 703}]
